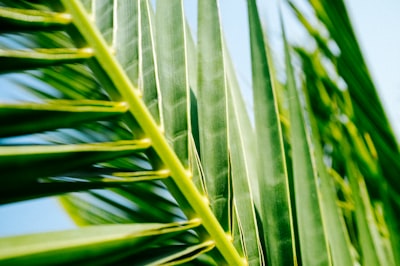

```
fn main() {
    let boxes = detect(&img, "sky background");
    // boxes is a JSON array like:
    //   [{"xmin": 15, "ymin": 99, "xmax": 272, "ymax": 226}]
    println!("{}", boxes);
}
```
[
  {"xmin": 345, "ymin": 0, "xmax": 400, "ymax": 137},
  {"xmin": 0, "ymin": 0, "xmax": 399, "ymax": 237}
]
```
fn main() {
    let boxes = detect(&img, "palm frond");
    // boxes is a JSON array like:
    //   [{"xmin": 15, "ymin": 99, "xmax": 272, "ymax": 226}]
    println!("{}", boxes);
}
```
[{"xmin": 0, "ymin": 0, "xmax": 398, "ymax": 265}]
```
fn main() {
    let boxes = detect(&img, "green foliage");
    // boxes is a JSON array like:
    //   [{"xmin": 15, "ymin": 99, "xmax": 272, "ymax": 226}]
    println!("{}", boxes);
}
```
[
  {"xmin": 0, "ymin": 220, "xmax": 201, "ymax": 265},
  {"xmin": 0, "ymin": 0, "xmax": 398, "ymax": 265}
]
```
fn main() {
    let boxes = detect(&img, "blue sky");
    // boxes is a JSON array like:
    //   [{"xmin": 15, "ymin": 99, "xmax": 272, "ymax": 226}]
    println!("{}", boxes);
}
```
[
  {"xmin": 345, "ymin": 0, "xmax": 400, "ymax": 137},
  {"xmin": 0, "ymin": 0, "xmax": 399, "ymax": 237}
]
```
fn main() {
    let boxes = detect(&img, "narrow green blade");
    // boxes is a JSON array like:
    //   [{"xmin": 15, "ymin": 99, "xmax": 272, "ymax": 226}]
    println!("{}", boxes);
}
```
[
  {"xmin": 1, "ymin": 170, "xmax": 170, "ymax": 204},
  {"xmin": 156, "ymin": 0, "xmax": 189, "ymax": 166},
  {"xmin": 197, "ymin": 0, "xmax": 230, "ymax": 233},
  {"xmin": 0, "ymin": 48, "xmax": 93, "ymax": 72},
  {"xmin": 185, "ymin": 17, "xmax": 197, "ymax": 97},
  {"xmin": 139, "ymin": 0, "xmax": 161, "ymax": 123},
  {"xmin": 225, "ymin": 40, "xmax": 263, "ymax": 265},
  {"xmin": 184, "ymin": 16, "xmax": 204, "ymax": 195},
  {"xmin": 344, "ymin": 156, "xmax": 381, "ymax": 265},
  {"xmin": 0, "ymin": 220, "xmax": 200, "ymax": 265},
  {"xmin": 0, "ymin": 100, "xmax": 127, "ymax": 137},
  {"xmin": 282, "ymin": 17, "xmax": 331, "ymax": 266},
  {"xmin": 308, "ymin": 116, "xmax": 355, "ymax": 265},
  {"xmin": 114, "ymin": 0, "xmax": 139, "ymax": 86},
  {"xmin": 247, "ymin": 0, "xmax": 295, "ymax": 264},
  {"xmin": 0, "ymin": 6, "xmax": 71, "ymax": 30},
  {"xmin": 0, "ymin": 139, "xmax": 151, "ymax": 193},
  {"xmin": 135, "ymin": 241, "xmax": 215, "ymax": 265}
]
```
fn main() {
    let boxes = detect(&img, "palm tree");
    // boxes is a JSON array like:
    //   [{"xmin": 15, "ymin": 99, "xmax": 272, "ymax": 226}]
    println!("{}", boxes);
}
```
[{"xmin": 0, "ymin": 0, "xmax": 398, "ymax": 265}]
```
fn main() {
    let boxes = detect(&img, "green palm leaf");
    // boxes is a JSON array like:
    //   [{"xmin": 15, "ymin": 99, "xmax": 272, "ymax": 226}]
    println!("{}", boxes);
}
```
[
  {"xmin": 226, "ymin": 39, "xmax": 263, "ymax": 264},
  {"xmin": 247, "ymin": 1, "xmax": 295, "ymax": 264},
  {"xmin": 282, "ymin": 18, "xmax": 331, "ymax": 265},
  {"xmin": 0, "ymin": 100, "xmax": 127, "ymax": 137},
  {"xmin": 0, "ymin": 0, "xmax": 398, "ymax": 265},
  {"xmin": 0, "ymin": 219, "xmax": 200, "ymax": 265},
  {"xmin": 197, "ymin": 0, "xmax": 231, "ymax": 234},
  {"xmin": 156, "ymin": 0, "xmax": 189, "ymax": 167}
]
